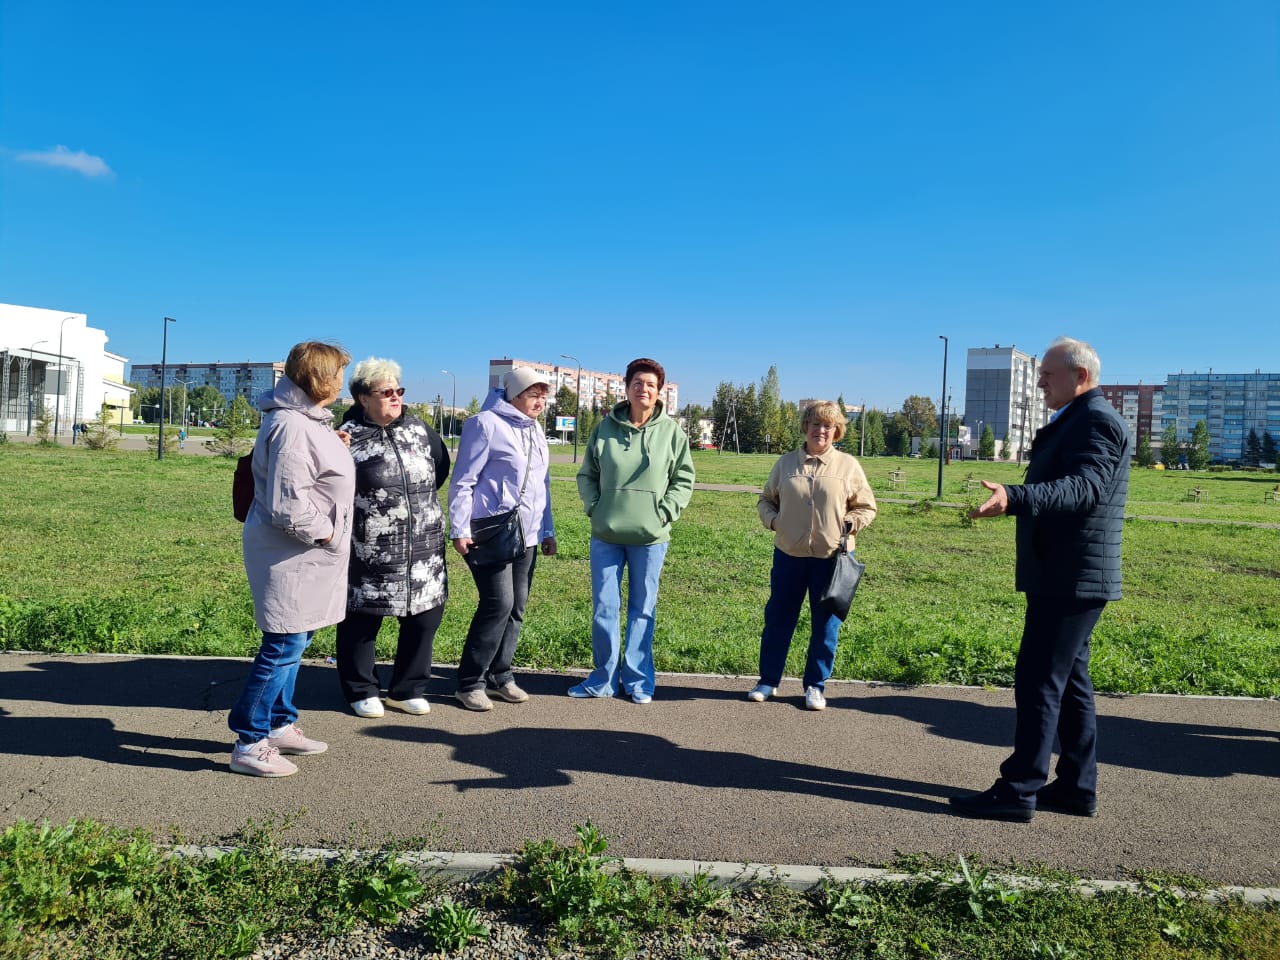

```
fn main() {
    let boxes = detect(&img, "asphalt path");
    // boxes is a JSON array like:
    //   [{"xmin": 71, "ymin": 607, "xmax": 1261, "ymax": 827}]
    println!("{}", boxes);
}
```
[{"xmin": 1, "ymin": 652, "xmax": 1276, "ymax": 887}]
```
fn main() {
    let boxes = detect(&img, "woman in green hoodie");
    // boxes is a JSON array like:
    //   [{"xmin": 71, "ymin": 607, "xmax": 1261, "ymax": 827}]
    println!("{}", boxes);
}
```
[{"xmin": 568, "ymin": 358, "xmax": 695, "ymax": 703}]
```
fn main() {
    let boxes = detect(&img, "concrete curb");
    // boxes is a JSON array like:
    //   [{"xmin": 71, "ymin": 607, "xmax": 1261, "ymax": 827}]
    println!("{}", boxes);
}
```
[{"xmin": 167, "ymin": 845, "xmax": 1280, "ymax": 905}]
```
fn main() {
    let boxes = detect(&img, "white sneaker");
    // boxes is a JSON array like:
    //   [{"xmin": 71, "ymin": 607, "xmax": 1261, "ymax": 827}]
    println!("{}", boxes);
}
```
[
  {"xmin": 387, "ymin": 697, "xmax": 431, "ymax": 715},
  {"xmin": 804, "ymin": 686, "xmax": 827, "ymax": 711},
  {"xmin": 746, "ymin": 684, "xmax": 775, "ymax": 702},
  {"xmin": 350, "ymin": 697, "xmax": 384, "ymax": 718}
]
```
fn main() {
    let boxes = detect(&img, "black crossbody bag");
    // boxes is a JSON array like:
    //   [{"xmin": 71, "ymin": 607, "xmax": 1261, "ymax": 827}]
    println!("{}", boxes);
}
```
[{"xmin": 465, "ymin": 431, "xmax": 534, "ymax": 570}]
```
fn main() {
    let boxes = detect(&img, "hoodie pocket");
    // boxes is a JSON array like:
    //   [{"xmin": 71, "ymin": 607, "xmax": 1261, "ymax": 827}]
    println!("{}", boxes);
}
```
[{"xmin": 591, "ymin": 488, "xmax": 664, "ymax": 542}]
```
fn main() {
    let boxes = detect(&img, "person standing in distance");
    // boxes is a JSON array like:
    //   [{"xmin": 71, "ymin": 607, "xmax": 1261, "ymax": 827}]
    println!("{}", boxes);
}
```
[{"xmin": 951, "ymin": 336, "xmax": 1130, "ymax": 821}]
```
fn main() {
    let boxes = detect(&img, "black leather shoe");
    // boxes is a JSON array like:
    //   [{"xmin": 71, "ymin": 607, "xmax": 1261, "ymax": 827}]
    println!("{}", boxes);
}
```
[
  {"xmin": 949, "ymin": 784, "xmax": 1035, "ymax": 822},
  {"xmin": 1036, "ymin": 780, "xmax": 1097, "ymax": 817}
]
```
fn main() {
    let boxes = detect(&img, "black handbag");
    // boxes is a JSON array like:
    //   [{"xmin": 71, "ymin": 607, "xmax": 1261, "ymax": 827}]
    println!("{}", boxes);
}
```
[
  {"xmin": 464, "ymin": 431, "xmax": 534, "ymax": 570},
  {"xmin": 818, "ymin": 524, "xmax": 865, "ymax": 621},
  {"xmin": 464, "ymin": 506, "xmax": 526, "ymax": 569}
]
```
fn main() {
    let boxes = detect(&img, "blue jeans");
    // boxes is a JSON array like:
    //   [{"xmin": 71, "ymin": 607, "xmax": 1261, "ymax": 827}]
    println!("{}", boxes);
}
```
[
  {"xmin": 581, "ymin": 538, "xmax": 670, "ymax": 697},
  {"xmin": 757, "ymin": 548, "xmax": 844, "ymax": 690},
  {"xmin": 228, "ymin": 630, "xmax": 313, "ymax": 745}
]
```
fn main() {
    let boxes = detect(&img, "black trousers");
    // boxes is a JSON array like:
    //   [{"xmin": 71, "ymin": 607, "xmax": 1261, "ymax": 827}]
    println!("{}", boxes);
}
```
[
  {"xmin": 999, "ymin": 594, "xmax": 1106, "ymax": 799},
  {"xmin": 457, "ymin": 547, "xmax": 537, "ymax": 692},
  {"xmin": 335, "ymin": 605, "xmax": 444, "ymax": 703}
]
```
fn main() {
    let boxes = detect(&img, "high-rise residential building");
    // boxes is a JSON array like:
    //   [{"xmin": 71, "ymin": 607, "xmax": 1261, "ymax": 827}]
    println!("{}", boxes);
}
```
[
  {"xmin": 1099, "ymin": 383, "xmax": 1164, "ymax": 444},
  {"xmin": 488, "ymin": 358, "xmax": 679, "ymax": 414},
  {"xmin": 1160, "ymin": 371, "xmax": 1280, "ymax": 464},
  {"xmin": 963, "ymin": 345, "xmax": 1048, "ymax": 460},
  {"xmin": 129, "ymin": 361, "xmax": 286, "ymax": 402}
]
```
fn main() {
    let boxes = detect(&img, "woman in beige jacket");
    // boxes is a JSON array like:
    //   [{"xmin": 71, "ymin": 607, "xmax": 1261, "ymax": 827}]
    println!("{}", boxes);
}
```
[{"xmin": 749, "ymin": 401, "xmax": 877, "ymax": 711}]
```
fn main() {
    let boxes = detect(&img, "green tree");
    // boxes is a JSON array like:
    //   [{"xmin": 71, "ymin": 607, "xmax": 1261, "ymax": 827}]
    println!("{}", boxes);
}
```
[
  {"xmin": 899, "ymin": 395, "xmax": 938, "ymax": 440},
  {"xmin": 978, "ymin": 424, "xmax": 996, "ymax": 460},
  {"xmin": 1160, "ymin": 422, "xmax": 1181, "ymax": 468},
  {"xmin": 33, "ymin": 404, "xmax": 54, "ymax": 446},
  {"xmin": 859, "ymin": 409, "xmax": 884, "ymax": 456},
  {"xmin": 1244, "ymin": 428, "xmax": 1262, "ymax": 467},
  {"xmin": 757, "ymin": 366, "xmax": 785, "ymax": 455},
  {"xmin": 1000, "ymin": 432, "xmax": 1013, "ymax": 460},
  {"xmin": 186, "ymin": 384, "xmax": 226, "ymax": 424},
  {"xmin": 886, "ymin": 412, "xmax": 914, "ymax": 456},
  {"xmin": 1186, "ymin": 419, "xmax": 1211, "ymax": 470},
  {"xmin": 1135, "ymin": 431, "xmax": 1155, "ymax": 468},
  {"xmin": 1263, "ymin": 430, "xmax": 1277, "ymax": 466},
  {"xmin": 923, "ymin": 440, "xmax": 938, "ymax": 459},
  {"xmin": 208, "ymin": 395, "xmax": 257, "ymax": 457},
  {"xmin": 680, "ymin": 402, "xmax": 707, "ymax": 449},
  {"xmin": 836, "ymin": 396, "xmax": 858, "ymax": 453},
  {"xmin": 82, "ymin": 404, "xmax": 121, "ymax": 451}
]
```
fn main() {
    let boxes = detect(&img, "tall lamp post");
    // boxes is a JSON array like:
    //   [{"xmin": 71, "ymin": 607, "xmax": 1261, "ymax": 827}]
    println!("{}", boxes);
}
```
[
  {"xmin": 560, "ymin": 353, "xmax": 582, "ymax": 463},
  {"xmin": 53, "ymin": 315, "xmax": 76, "ymax": 441},
  {"xmin": 440, "ymin": 369, "xmax": 457, "ymax": 450},
  {"xmin": 175, "ymin": 378, "xmax": 194, "ymax": 433},
  {"xmin": 937, "ymin": 335, "xmax": 948, "ymax": 498},
  {"xmin": 26, "ymin": 340, "xmax": 49, "ymax": 435},
  {"xmin": 158, "ymin": 317, "xmax": 176, "ymax": 461}
]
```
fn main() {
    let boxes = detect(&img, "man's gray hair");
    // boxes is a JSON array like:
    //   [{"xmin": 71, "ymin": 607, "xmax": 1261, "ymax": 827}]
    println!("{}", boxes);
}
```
[
  {"xmin": 1047, "ymin": 336, "xmax": 1100, "ymax": 386},
  {"xmin": 349, "ymin": 357, "xmax": 402, "ymax": 397}
]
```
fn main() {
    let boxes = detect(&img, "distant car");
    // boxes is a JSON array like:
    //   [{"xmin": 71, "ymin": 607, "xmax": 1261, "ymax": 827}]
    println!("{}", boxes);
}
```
[
  {"xmin": 547, "ymin": 437, "xmax": 568, "ymax": 444},
  {"xmin": 132, "ymin": 418, "xmax": 144, "ymax": 424}
]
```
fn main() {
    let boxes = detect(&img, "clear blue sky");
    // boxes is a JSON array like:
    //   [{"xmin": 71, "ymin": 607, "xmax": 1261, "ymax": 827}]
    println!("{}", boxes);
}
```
[{"xmin": 2, "ymin": 1, "xmax": 1276, "ymax": 411}]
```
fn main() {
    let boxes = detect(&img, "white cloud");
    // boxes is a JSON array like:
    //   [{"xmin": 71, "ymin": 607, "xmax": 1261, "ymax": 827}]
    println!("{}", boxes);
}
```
[{"xmin": 16, "ymin": 145, "xmax": 114, "ymax": 178}]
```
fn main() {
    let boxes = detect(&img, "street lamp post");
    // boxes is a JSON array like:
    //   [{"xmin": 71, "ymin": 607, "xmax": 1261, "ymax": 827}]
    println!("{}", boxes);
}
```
[
  {"xmin": 26, "ymin": 340, "xmax": 48, "ymax": 436},
  {"xmin": 440, "ymin": 369, "xmax": 457, "ymax": 450},
  {"xmin": 53, "ymin": 315, "xmax": 75, "ymax": 442},
  {"xmin": 158, "ymin": 317, "xmax": 176, "ymax": 461},
  {"xmin": 937, "ymin": 335, "xmax": 948, "ymax": 498},
  {"xmin": 560, "ymin": 354, "xmax": 582, "ymax": 463}
]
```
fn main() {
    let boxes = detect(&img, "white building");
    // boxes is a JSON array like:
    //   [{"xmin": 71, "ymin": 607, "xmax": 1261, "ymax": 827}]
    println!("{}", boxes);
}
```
[
  {"xmin": 963, "ymin": 344, "xmax": 1049, "ymax": 460},
  {"xmin": 0, "ymin": 304, "xmax": 134, "ymax": 435}
]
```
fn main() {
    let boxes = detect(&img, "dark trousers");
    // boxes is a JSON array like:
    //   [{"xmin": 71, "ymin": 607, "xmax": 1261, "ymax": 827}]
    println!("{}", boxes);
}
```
[
  {"xmin": 335, "ymin": 605, "xmax": 443, "ymax": 703},
  {"xmin": 457, "ymin": 546, "xmax": 537, "ymax": 692},
  {"xmin": 999, "ymin": 594, "xmax": 1105, "ymax": 800}
]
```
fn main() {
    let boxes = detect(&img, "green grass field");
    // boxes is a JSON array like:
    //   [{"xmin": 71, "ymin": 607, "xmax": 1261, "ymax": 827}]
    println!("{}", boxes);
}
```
[{"xmin": 2, "ymin": 446, "xmax": 1277, "ymax": 697}]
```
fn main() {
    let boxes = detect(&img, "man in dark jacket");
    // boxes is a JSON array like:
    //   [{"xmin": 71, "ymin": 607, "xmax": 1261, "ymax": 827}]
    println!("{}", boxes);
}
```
[{"xmin": 952, "ymin": 336, "xmax": 1131, "ymax": 822}]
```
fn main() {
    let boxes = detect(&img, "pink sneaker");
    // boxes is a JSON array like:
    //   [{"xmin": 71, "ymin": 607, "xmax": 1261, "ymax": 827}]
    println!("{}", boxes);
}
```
[
  {"xmin": 267, "ymin": 723, "xmax": 328, "ymax": 756},
  {"xmin": 230, "ymin": 740, "xmax": 298, "ymax": 778}
]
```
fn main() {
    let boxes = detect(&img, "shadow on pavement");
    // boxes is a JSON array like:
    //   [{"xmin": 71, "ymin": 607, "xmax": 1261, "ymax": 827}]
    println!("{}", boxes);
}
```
[
  {"xmin": 364, "ymin": 723, "xmax": 953, "ymax": 814},
  {"xmin": 856, "ymin": 694, "xmax": 1279, "ymax": 778}
]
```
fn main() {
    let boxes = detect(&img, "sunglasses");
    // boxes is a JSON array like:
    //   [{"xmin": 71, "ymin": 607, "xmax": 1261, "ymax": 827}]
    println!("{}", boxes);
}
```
[{"xmin": 371, "ymin": 387, "xmax": 405, "ymax": 399}]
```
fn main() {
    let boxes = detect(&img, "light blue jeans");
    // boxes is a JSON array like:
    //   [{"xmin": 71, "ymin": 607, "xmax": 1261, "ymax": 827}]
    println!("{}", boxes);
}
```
[
  {"xmin": 228, "ymin": 630, "xmax": 313, "ymax": 745},
  {"xmin": 581, "ymin": 538, "xmax": 670, "ymax": 698}
]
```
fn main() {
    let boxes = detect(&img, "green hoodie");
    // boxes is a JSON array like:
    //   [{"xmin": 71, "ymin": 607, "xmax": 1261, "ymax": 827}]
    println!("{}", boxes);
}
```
[{"xmin": 577, "ymin": 400, "xmax": 696, "ymax": 545}]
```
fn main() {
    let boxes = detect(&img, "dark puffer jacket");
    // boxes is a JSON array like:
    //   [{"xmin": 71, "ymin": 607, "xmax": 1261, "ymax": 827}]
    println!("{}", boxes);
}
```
[
  {"xmin": 339, "ymin": 409, "xmax": 451, "ymax": 617},
  {"xmin": 1004, "ymin": 388, "xmax": 1131, "ymax": 601}
]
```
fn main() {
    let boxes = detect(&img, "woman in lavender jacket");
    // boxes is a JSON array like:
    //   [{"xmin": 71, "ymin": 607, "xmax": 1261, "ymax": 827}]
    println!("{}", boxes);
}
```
[{"xmin": 447, "ymin": 368, "xmax": 556, "ymax": 711}]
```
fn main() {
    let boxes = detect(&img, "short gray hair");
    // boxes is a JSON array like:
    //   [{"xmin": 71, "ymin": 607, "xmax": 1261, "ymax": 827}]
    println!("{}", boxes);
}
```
[
  {"xmin": 1047, "ymin": 336, "xmax": 1100, "ymax": 386},
  {"xmin": 349, "ymin": 357, "xmax": 402, "ymax": 397}
]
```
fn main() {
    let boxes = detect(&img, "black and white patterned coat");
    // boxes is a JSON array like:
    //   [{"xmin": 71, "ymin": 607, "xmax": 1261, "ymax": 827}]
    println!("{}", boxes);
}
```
[{"xmin": 339, "ymin": 409, "xmax": 451, "ymax": 617}]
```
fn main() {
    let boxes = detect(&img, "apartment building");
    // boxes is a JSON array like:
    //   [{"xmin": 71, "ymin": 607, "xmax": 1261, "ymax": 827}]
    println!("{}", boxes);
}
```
[
  {"xmin": 1098, "ymin": 383, "xmax": 1164, "ymax": 444},
  {"xmin": 963, "ymin": 345, "xmax": 1048, "ymax": 460},
  {"xmin": 129, "ymin": 361, "xmax": 286, "ymax": 402},
  {"xmin": 488, "ymin": 358, "xmax": 679, "ymax": 414},
  {"xmin": 1161, "ymin": 371, "xmax": 1280, "ymax": 464}
]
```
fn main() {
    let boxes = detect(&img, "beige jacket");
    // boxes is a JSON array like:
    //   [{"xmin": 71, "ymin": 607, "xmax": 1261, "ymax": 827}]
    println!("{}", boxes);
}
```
[{"xmin": 757, "ymin": 446, "xmax": 877, "ymax": 558}]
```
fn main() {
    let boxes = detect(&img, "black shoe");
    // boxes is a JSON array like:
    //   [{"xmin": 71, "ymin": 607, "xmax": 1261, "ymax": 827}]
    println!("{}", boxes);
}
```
[
  {"xmin": 949, "ymin": 784, "xmax": 1035, "ymax": 823},
  {"xmin": 1036, "ymin": 780, "xmax": 1097, "ymax": 817}
]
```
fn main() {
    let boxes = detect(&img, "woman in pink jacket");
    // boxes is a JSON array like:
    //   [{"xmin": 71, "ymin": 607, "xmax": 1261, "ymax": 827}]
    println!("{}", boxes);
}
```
[{"xmin": 228, "ymin": 341, "xmax": 354, "ymax": 777}]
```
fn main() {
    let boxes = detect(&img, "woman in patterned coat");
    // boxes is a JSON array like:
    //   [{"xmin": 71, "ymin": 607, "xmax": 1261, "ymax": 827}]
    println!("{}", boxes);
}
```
[{"xmin": 336, "ymin": 357, "xmax": 450, "ymax": 718}]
